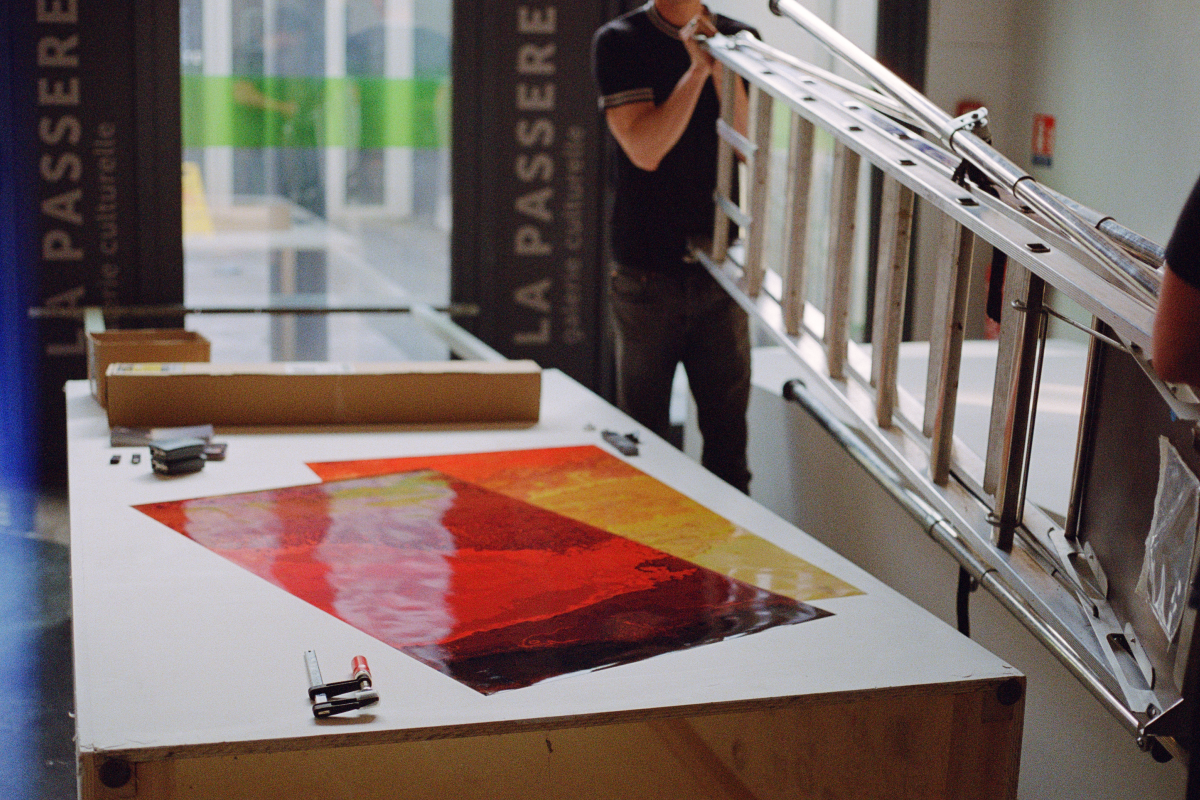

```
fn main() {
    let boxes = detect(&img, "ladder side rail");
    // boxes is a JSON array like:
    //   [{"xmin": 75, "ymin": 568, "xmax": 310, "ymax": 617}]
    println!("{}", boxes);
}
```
[{"xmin": 1064, "ymin": 325, "xmax": 1106, "ymax": 541}]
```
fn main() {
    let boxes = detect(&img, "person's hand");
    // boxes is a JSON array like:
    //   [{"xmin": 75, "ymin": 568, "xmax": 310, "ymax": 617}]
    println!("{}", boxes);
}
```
[{"xmin": 680, "ymin": 13, "xmax": 716, "ymax": 75}]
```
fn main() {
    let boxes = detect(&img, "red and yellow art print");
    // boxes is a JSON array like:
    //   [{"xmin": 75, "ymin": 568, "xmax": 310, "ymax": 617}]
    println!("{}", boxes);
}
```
[{"xmin": 135, "ymin": 446, "xmax": 858, "ymax": 693}]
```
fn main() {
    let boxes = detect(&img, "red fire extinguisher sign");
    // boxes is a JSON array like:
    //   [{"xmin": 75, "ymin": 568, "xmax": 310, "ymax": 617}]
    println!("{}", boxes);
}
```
[{"xmin": 1032, "ymin": 114, "xmax": 1055, "ymax": 167}]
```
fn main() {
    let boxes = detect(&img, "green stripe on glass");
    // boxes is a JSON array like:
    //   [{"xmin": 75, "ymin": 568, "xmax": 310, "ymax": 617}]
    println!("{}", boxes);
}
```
[{"xmin": 181, "ymin": 75, "xmax": 450, "ymax": 149}]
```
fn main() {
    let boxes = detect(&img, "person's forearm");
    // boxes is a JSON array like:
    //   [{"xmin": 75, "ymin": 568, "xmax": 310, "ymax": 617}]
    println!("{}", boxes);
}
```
[
  {"xmin": 607, "ymin": 62, "xmax": 710, "ymax": 171},
  {"xmin": 1152, "ymin": 265, "xmax": 1200, "ymax": 388}
]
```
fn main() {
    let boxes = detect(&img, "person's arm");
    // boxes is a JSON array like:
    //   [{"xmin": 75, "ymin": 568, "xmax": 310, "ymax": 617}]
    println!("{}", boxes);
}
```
[
  {"xmin": 603, "ymin": 14, "xmax": 723, "ymax": 172},
  {"xmin": 1152, "ymin": 264, "xmax": 1200, "ymax": 388}
]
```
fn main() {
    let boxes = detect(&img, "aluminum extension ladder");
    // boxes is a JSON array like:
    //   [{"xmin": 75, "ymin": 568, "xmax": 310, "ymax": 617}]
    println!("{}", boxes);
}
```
[{"xmin": 695, "ymin": 0, "xmax": 1198, "ymax": 759}]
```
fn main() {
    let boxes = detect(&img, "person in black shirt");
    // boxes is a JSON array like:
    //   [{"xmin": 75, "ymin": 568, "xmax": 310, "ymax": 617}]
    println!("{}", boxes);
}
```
[
  {"xmin": 1154, "ymin": 176, "xmax": 1200, "ymax": 388},
  {"xmin": 592, "ymin": 1, "xmax": 755, "ymax": 493}
]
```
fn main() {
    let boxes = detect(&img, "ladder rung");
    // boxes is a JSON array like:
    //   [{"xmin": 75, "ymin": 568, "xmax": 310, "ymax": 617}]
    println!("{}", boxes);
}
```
[
  {"xmin": 781, "ymin": 114, "xmax": 815, "ymax": 337},
  {"xmin": 984, "ymin": 266, "xmax": 1026, "ymax": 495},
  {"xmin": 986, "ymin": 265, "xmax": 1047, "ymax": 551},
  {"xmin": 870, "ymin": 175, "xmax": 915, "ymax": 428},
  {"xmin": 710, "ymin": 64, "xmax": 740, "ymax": 262},
  {"xmin": 715, "ymin": 193, "xmax": 750, "ymax": 229},
  {"xmin": 923, "ymin": 215, "xmax": 972, "ymax": 439},
  {"xmin": 716, "ymin": 118, "xmax": 756, "ymax": 160},
  {"xmin": 824, "ymin": 140, "xmax": 860, "ymax": 381},
  {"xmin": 742, "ymin": 87, "xmax": 774, "ymax": 298},
  {"xmin": 926, "ymin": 217, "xmax": 975, "ymax": 486}
]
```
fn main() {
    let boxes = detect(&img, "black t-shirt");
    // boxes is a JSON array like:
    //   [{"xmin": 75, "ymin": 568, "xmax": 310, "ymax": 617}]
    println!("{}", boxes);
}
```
[
  {"xmin": 592, "ymin": 3, "xmax": 755, "ymax": 270},
  {"xmin": 1167, "ymin": 175, "xmax": 1200, "ymax": 290}
]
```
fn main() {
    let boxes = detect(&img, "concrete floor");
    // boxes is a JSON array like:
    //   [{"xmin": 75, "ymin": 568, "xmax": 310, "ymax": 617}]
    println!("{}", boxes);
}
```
[{"xmin": 0, "ymin": 492, "xmax": 75, "ymax": 800}]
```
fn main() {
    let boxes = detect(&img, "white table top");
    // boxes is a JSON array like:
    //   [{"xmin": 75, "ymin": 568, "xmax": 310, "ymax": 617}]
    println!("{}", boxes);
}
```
[{"xmin": 67, "ymin": 370, "xmax": 1020, "ymax": 759}]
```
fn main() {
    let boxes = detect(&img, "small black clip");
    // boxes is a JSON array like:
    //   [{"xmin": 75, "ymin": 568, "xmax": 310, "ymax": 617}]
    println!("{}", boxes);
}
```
[
  {"xmin": 602, "ymin": 430, "xmax": 640, "ymax": 457},
  {"xmin": 950, "ymin": 158, "xmax": 998, "ymax": 198}
]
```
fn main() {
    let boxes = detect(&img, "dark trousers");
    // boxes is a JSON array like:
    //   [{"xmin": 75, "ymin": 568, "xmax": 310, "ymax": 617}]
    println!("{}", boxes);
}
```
[{"xmin": 609, "ymin": 263, "xmax": 752, "ymax": 493}]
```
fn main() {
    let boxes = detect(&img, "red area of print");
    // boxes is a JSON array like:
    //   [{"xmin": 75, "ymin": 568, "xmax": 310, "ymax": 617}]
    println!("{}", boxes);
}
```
[
  {"xmin": 309, "ymin": 444, "xmax": 632, "ymax": 486},
  {"xmin": 134, "ymin": 460, "xmax": 829, "ymax": 693}
]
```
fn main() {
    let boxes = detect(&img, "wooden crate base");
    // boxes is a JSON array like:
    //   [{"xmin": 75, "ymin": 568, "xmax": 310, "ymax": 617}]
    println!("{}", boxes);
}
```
[{"xmin": 82, "ymin": 680, "xmax": 1022, "ymax": 800}]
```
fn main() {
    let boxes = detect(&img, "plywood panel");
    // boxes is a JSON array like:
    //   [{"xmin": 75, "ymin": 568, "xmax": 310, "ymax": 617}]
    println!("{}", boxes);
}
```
[{"xmin": 83, "ymin": 682, "xmax": 1022, "ymax": 800}]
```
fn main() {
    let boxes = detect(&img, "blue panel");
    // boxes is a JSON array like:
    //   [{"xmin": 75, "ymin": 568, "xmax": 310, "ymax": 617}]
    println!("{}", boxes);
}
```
[
  {"xmin": 0, "ymin": 0, "xmax": 38, "ymax": 534},
  {"xmin": 0, "ymin": 4, "xmax": 40, "ymax": 796}
]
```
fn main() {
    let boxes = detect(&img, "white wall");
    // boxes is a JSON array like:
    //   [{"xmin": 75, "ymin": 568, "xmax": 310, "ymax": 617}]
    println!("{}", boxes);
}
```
[
  {"xmin": 927, "ymin": 0, "xmax": 1200, "ymax": 247},
  {"xmin": 707, "ymin": 0, "xmax": 876, "ymax": 76},
  {"xmin": 926, "ymin": 0, "xmax": 1022, "ymax": 163},
  {"xmin": 1011, "ymin": 0, "xmax": 1200, "ymax": 244},
  {"xmin": 914, "ymin": 0, "xmax": 1200, "ymax": 338}
]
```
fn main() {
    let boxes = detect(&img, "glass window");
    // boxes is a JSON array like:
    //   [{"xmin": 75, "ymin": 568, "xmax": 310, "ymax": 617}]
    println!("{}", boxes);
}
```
[{"xmin": 180, "ymin": 0, "xmax": 452, "ymax": 362}]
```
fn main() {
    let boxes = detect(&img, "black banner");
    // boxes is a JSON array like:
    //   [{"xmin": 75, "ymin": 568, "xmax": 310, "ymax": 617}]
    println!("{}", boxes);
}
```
[
  {"xmin": 12, "ymin": 0, "xmax": 182, "ymax": 482},
  {"xmin": 452, "ymin": 0, "xmax": 614, "ymax": 392}
]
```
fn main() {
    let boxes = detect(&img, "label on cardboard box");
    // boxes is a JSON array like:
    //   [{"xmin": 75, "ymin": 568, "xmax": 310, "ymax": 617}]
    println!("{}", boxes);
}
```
[{"xmin": 111, "ymin": 363, "xmax": 186, "ymax": 374}]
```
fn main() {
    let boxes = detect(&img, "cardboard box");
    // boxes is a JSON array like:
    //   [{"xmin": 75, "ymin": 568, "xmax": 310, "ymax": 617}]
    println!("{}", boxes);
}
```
[
  {"xmin": 88, "ymin": 330, "xmax": 211, "ymax": 407},
  {"xmin": 206, "ymin": 199, "xmax": 292, "ymax": 232},
  {"xmin": 104, "ymin": 361, "xmax": 542, "ymax": 428}
]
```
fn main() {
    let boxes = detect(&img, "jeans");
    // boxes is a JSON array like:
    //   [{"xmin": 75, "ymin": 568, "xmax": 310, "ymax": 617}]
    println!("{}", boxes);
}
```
[{"xmin": 609, "ymin": 263, "xmax": 752, "ymax": 493}]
